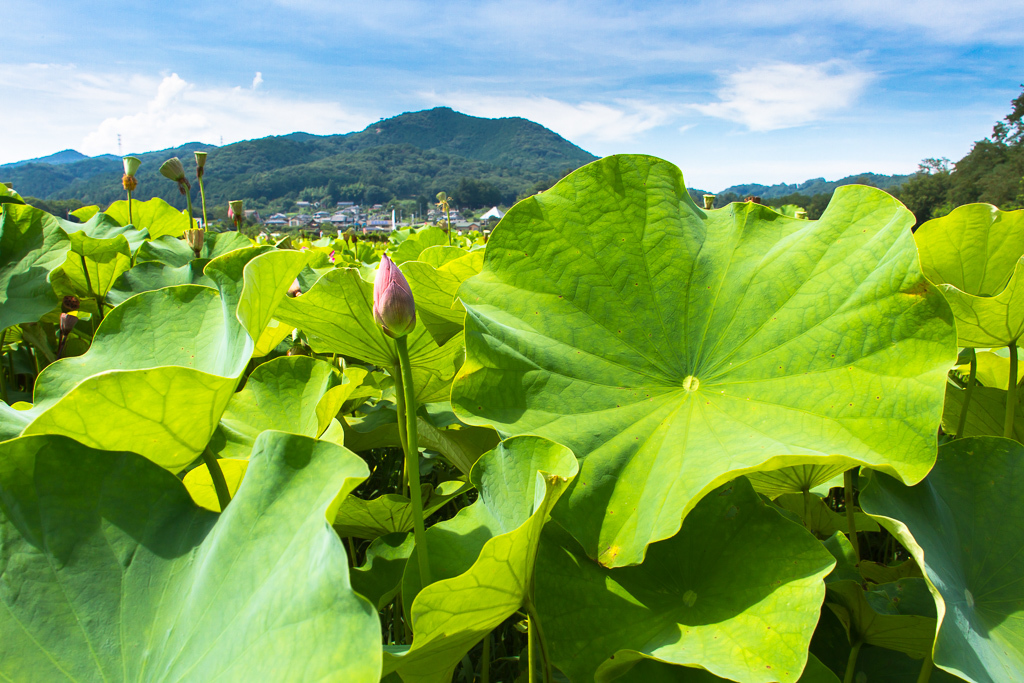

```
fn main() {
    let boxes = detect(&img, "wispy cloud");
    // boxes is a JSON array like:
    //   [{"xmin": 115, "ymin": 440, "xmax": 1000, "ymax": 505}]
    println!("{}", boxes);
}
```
[
  {"xmin": 0, "ymin": 65, "xmax": 374, "ymax": 162},
  {"xmin": 692, "ymin": 62, "xmax": 874, "ymax": 131},
  {"xmin": 419, "ymin": 92, "xmax": 677, "ymax": 143}
]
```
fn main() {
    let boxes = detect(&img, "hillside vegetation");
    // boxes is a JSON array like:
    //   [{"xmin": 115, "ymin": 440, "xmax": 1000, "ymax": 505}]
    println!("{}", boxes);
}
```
[{"xmin": 1, "ymin": 107, "xmax": 596, "ymax": 211}]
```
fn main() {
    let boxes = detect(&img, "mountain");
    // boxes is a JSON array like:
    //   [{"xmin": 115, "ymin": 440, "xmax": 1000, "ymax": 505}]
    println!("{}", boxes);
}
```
[
  {"xmin": 4, "ymin": 149, "xmax": 97, "ymax": 167},
  {"xmin": 0, "ymin": 108, "xmax": 597, "ymax": 210},
  {"xmin": 718, "ymin": 172, "xmax": 912, "ymax": 199}
]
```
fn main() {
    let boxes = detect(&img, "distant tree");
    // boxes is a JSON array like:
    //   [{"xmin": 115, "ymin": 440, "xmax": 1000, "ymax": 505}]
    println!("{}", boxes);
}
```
[{"xmin": 894, "ymin": 159, "xmax": 953, "ymax": 226}]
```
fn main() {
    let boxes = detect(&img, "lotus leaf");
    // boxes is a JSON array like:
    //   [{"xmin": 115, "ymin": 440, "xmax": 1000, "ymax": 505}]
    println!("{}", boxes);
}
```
[
  {"xmin": 51, "ymin": 231, "xmax": 132, "ymax": 300},
  {"xmin": 914, "ymin": 204, "xmax": 1024, "ymax": 347},
  {"xmin": 773, "ymin": 491, "xmax": 879, "ymax": 538},
  {"xmin": 861, "ymin": 436, "xmax": 1024, "ymax": 682},
  {"xmin": 274, "ymin": 267, "xmax": 465, "ymax": 404},
  {"xmin": 351, "ymin": 532, "xmax": 416, "ymax": 611},
  {"xmin": 534, "ymin": 477, "xmax": 835, "ymax": 683},
  {"xmin": 3, "ymin": 248, "xmax": 306, "ymax": 471},
  {"xmin": 0, "ymin": 430, "xmax": 381, "ymax": 682},
  {"xmin": 452, "ymin": 154, "xmax": 956, "ymax": 567},
  {"xmin": 746, "ymin": 464, "xmax": 849, "ymax": 498},
  {"xmin": 137, "ymin": 231, "xmax": 253, "ymax": 267},
  {"xmin": 102, "ymin": 196, "xmax": 199, "ymax": 238},
  {"xmin": 183, "ymin": 456, "xmax": 248, "ymax": 511},
  {"xmin": 385, "ymin": 436, "xmax": 577, "ymax": 683},
  {"xmin": 0, "ymin": 202, "xmax": 71, "ymax": 331},
  {"xmin": 403, "ymin": 250, "xmax": 484, "ymax": 345},
  {"xmin": 941, "ymin": 382, "xmax": 1024, "ymax": 441},
  {"xmin": 334, "ymin": 480, "xmax": 470, "ymax": 540},
  {"xmin": 610, "ymin": 654, "xmax": 840, "ymax": 682},
  {"xmin": 391, "ymin": 226, "xmax": 449, "ymax": 264},
  {"xmin": 106, "ymin": 259, "xmax": 215, "ymax": 305}
]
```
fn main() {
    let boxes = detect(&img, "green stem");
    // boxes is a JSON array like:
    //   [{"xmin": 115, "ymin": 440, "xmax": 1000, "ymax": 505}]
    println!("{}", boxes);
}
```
[
  {"xmin": 1006, "ymin": 340, "xmax": 1018, "ymax": 439},
  {"xmin": 201, "ymin": 447, "xmax": 232, "ymax": 512},
  {"xmin": 956, "ymin": 349, "xmax": 977, "ymax": 439},
  {"xmin": 481, "ymin": 632, "xmax": 491, "ymax": 683},
  {"xmin": 916, "ymin": 651, "xmax": 934, "ymax": 683},
  {"xmin": 395, "ymin": 335, "xmax": 432, "ymax": 587},
  {"xmin": 198, "ymin": 178, "xmax": 208, "ymax": 230},
  {"xmin": 126, "ymin": 189, "xmax": 133, "ymax": 226},
  {"xmin": 525, "ymin": 599, "xmax": 552, "ymax": 683},
  {"xmin": 184, "ymin": 185, "xmax": 195, "ymax": 233},
  {"xmin": 392, "ymin": 361, "xmax": 411, "ymax": 495},
  {"xmin": 445, "ymin": 204, "xmax": 452, "ymax": 246},
  {"xmin": 528, "ymin": 610, "xmax": 537, "ymax": 683},
  {"xmin": 0, "ymin": 328, "xmax": 7, "ymax": 404},
  {"xmin": 845, "ymin": 468, "xmax": 860, "ymax": 564},
  {"xmin": 843, "ymin": 642, "xmax": 862, "ymax": 683},
  {"xmin": 78, "ymin": 253, "xmax": 104, "ymax": 321}
]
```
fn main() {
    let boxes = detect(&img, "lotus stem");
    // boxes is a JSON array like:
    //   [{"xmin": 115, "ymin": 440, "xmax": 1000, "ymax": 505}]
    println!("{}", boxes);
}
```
[
  {"xmin": 525, "ymin": 599, "xmax": 552, "ymax": 683},
  {"xmin": 198, "ymin": 178, "xmax": 208, "ymax": 230},
  {"xmin": 391, "ymin": 361, "xmax": 411, "ymax": 495},
  {"xmin": 79, "ymin": 253, "xmax": 104, "ymax": 321},
  {"xmin": 127, "ymin": 190, "xmax": 133, "ymax": 226},
  {"xmin": 201, "ymin": 447, "xmax": 232, "ymax": 512},
  {"xmin": 917, "ymin": 652, "xmax": 934, "ymax": 683},
  {"xmin": 1006, "ymin": 341, "xmax": 1018, "ymax": 439},
  {"xmin": 845, "ymin": 468, "xmax": 860, "ymax": 564},
  {"xmin": 481, "ymin": 632, "xmax": 491, "ymax": 683},
  {"xmin": 843, "ymin": 642, "xmax": 862, "ymax": 683},
  {"xmin": 0, "ymin": 328, "xmax": 7, "ymax": 404},
  {"xmin": 955, "ymin": 349, "xmax": 976, "ymax": 439},
  {"xmin": 395, "ymin": 335, "xmax": 432, "ymax": 586},
  {"xmin": 185, "ymin": 187, "xmax": 196, "ymax": 234}
]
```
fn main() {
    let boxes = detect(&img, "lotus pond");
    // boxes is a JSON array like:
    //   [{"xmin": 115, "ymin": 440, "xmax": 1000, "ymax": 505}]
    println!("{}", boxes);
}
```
[{"xmin": 1, "ymin": 154, "xmax": 1022, "ymax": 683}]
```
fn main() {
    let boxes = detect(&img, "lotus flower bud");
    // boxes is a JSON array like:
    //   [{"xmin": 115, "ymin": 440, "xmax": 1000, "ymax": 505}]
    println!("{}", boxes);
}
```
[
  {"xmin": 703, "ymin": 194, "xmax": 715, "ymax": 210},
  {"xmin": 122, "ymin": 156, "xmax": 141, "ymax": 177},
  {"xmin": 228, "ymin": 199, "xmax": 244, "ymax": 228},
  {"xmin": 59, "ymin": 312, "xmax": 78, "ymax": 336},
  {"xmin": 288, "ymin": 279, "xmax": 301, "ymax": 297},
  {"xmin": 373, "ymin": 254, "xmax": 416, "ymax": 338},
  {"xmin": 159, "ymin": 157, "xmax": 191, "ymax": 194},
  {"xmin": 195, "ymin": 151, "xmax": 207, "ymax": 179},
  {"xmin": 184, "ymin": 228, "xmax": 204, "ymax": 257},
  {"xmin": 61, "ymin": 295, "xmax": 80, "ymax": 313}
]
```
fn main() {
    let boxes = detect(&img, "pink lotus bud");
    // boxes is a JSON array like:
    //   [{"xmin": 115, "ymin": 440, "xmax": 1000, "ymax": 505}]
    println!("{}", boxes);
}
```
[
  {"xmin": 373, "ymin": 255, "xmax": 416, "ymax": 338},
  {"xmin": 59, "ymin": 312, "xmax": 78, "ymax": 336}
]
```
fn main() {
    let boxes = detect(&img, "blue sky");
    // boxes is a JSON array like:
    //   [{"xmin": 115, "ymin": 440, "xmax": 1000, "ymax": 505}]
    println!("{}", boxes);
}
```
[{"xmin": 2, "ymin": 0, "xmax": 1022, "ymax": 190}]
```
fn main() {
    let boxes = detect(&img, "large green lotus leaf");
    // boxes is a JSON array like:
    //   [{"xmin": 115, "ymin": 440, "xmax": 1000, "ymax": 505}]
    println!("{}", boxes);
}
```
[
  {"xmin": 58, "ymin": 211, "xmax": 150, "ymax": 253},
  {"xmin": 385, "ymin": 436, "xmax": 578, "ymax": 683},
  {"xmin": 275, "ymin": 267, "xmax": 464, "ymax": 403},
  {"xmin": 451, "ymin": 154, "xmax": 956, "ymax": 567},
  {"xmin": 208, "ymin": 355, "xmax": 342, "ymax": 459},
  {"xmin": 103, "ymin": 196, "xmax": 198, "ymax": 238},
  {"xmin": 403, "ymin": 250, "xmax": 484, "ymax": 345},
  {"xmin": 391, "ymin": 226, "xmax": 449, "ymax": 264},
  {"xmin": 610, "ymin": 653, "xmax": 839, "ymax": 682},
  {"xmin": 534, "ymin": 477, "xmax": 835, "ymax": 683},
  {"xmin": 940, "ymin": 382, "xmax": 1024, "ymax": 441},
  {"xmin": 0, "ymin": 184, "xmax": 26, "ymax": 206},
  {"xmin": 106, "ymin": 258, "xmax": 215, "ymax": 305},
  {"xmin": 746, "ymin": 464, "xmax": 849, "ymax": 499},
  {"xmin": 861, "ymin": 436, "xmax": 1024, "ymax": 682},
  {"xmin": 957, "ymin": 350, "xmax": 1023, "ymax": 388},
  {"xmin": 914, "ymin": 204, "xmax": 1024, "ymax": 346},
  {"xmin": 342, "ymin": 405, "xmax": 499, "ymax": 476},
  {"xmin": 0, "ymin": 203, "xmax": 71, "ymax": 331},
  {"xmin": 351, "ymin": 532, "xmax": 416, "ymax": 611},
  {"xmin": 6, "ymin": 249, "xmax": 306, "ymax": 471},
  {"xmin": 51, "ymin": 232, "xmax": 132, "ymax": 299},
  {"xmin": 253, "ymin": 317, "xmax": 295, "ymax": 357},
  {"xmin": 137, "ymin": 231, "xmax": 253, "ymax": 267},
  {"xmin": 0, "ymin": 430, "xmax": 381, "ymax": 682},
  {"xmin": 418, "ymin": 245, "xmax": 470, "ymax": 268}
]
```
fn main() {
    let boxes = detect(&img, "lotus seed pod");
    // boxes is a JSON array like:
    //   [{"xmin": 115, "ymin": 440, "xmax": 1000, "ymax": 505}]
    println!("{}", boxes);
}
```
[
  {"xmin": 194, "ymin": 151, "xmax": 207, "ymax": 178},
  {"xmin": 703, "ymin": 194, "xmax": 715, "ymax": 210},
  {"xmin": 122, "ymin": 156, "xmax": 141, "ymax": 177},
  {"xmin": 61, "ymin": 295, "xmax": 80, "ymax": 313},
  {"xmin": 159, "ymin": 157, "xmax": 186, "ymax": 182},
  {"xmin": 184, "ymin": 228, "xmax": 204, "ymax": 257},
  {"xmin": 122, "ymin": 174, "xmax": 138, "ymax": 192},
  {"xmin": 372, "ymin": 254, "xmax": 416, "ymax": 338}
]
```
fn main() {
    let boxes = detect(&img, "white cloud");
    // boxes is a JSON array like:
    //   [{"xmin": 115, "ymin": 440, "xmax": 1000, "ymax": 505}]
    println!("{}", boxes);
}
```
[
  {"xmin": 692, "ymin": 62, "xmax": 874, "ymax": 132},
  {"xmin": 251, "ymin": 71, "xmax": 263, "ymax": 89},
  {"xmin": 418, "ymin": 92, "xmax": 676, "ymax": 143},
  {"xmin": 0, "ymin": 65, "xmax": 374, "ymax": 163}
]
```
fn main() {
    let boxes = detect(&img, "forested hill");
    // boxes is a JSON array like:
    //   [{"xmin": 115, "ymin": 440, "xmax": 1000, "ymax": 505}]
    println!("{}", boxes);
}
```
[
  {"xmin": 718, "ymin": 172, "xmax": 911, "ymax": 200},
  {"xmin": 0, "ymin": 108, "xmax": 597, "ymax": 210}
]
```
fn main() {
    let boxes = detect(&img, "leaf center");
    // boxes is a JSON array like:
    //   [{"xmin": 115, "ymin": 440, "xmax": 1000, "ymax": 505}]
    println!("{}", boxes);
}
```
[{"xmin": 682, "ymin": 376, "xmax": 700, "ymax": 392}]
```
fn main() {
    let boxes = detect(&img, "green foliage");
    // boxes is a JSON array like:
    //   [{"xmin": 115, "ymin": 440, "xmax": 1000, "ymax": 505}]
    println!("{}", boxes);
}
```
[{"xmin": 452, "ymin": 154, "xmax": 956, "ymax": 567}]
